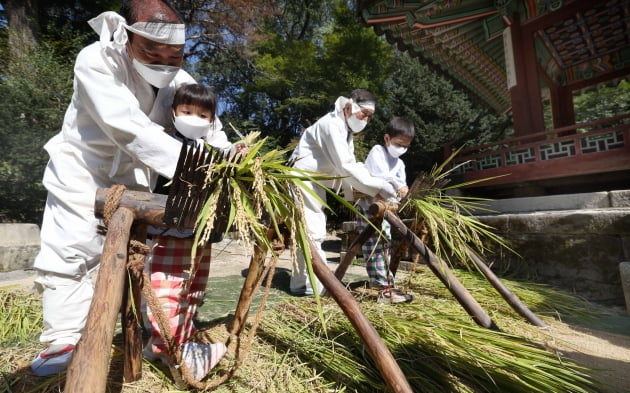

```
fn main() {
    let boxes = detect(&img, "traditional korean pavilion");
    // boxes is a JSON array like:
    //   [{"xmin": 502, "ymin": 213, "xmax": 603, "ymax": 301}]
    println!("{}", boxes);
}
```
[{"xmin": 359, "ymin": 0, "xmax": 630, "ymax": 197}]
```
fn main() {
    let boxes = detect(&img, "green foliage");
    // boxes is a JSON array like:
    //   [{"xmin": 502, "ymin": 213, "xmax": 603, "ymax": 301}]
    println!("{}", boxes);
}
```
[
  {"xmin": 0, "ymin": 44, "xmax": 73, "ymax": 223},
  {"xmin": 362, "ymin": 51, "xmax": 513, "ymax": 181},
  {"xmin": 211, "ymin": 2, "xmax": 394, "ymax": 148},
  {"xmin": 573, "ymin": 78, "xmax": 630, "ymax": 123}
]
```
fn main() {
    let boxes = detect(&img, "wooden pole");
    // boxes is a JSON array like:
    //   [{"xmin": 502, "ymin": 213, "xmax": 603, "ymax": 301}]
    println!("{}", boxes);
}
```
[
  {"xmin": 333, "ymin": 211, "xmax": 381, "ymax": 281},
  {"xmin": 65, "ymin": 207, "xmax": 135, "ymax": 393},
  {"xmin": 227, "ymin": 230, "xmax": 273, "ymax": 344},
  {"xmin": 122, "ymin": 223, "xmax": 148, "ymax": 382},
  {"xmin": 310, "ymin": 239, "xmax": 413, "ymax": 393},
  {"xmin": 382, "ymin": 206, "xmax": 500, "ymax": 331},
  {"xmin": 466, "ymin": 248, "xmax": 547, "ymax": 327}
]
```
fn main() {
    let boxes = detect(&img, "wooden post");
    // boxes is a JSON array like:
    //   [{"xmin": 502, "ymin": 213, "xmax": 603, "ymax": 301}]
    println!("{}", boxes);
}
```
[
  {"xmin": 122, "ymin": 223, "xmax": 148, "ymax": 382},
  {"xmin": 382, "ymin": 206, "xmax": 500, "ymax": 331},
  {"xmin": 466, "ymin": 248, "xmax": 547, "ymax": 327},
  {"xmin": 311, "ymin": 239, "xmax": 413, "ymax": 393},
  {"xmin": 65, "ymin": 207, "xmax": 135, "ymax": 393},
  {"xmin": 227, "ymin": 229, "xmax": 273, "ymax": 343}
]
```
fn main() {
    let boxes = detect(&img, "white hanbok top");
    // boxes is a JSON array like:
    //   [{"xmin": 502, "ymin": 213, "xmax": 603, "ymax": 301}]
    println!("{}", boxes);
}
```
[
  {"xmin": 290, "ymin": 97, "xmax": 390, "ymax": 200},
  {"xmin": 34, "ymin": 35, "xmax": 201, "ymax": 276},
  {"xmin": 356, "ymin": 144, "xmax": 407, "ymax": 210}
]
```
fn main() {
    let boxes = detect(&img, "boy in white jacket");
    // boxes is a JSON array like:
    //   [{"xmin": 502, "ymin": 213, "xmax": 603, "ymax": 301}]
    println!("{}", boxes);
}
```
[{"xmin": 355, "ymin": 117, "xmax": 415, "ymax": 303}]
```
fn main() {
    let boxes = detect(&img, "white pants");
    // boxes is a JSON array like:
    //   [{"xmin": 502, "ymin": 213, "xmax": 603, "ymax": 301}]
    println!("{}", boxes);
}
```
[
  {"xmin": 34, "ymin": 270, "xmax": 96, "ymax": 346},
  {"xmin": 33, "ymin": 154, "xmax": 105, "ymax": 345},
  {"xmin": 290, "ymin": 181, "xmax": 328, "ymax": 295}
]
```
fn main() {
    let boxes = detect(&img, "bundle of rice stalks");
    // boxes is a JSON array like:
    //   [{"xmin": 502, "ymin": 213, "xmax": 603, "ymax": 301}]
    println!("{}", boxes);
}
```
[
  {"xmin": 191, "ymin": 132, "xmax": 369, "ymax": 299},
  {"xmin": 406, "ymin": 265, "xmax": 600, "ymax": 323},
  {"xmin": 400, "ymin": 147, "xmax": 515, "ymax": 269},
  {"xmin": 0, "ymin": 288, "xmax": 42, "ymax": 345},
  {"xmin": 258, "ymin": 272, "xmax": 605, "ymax": 393},
  {"xmin": 192, "ymin": 132, "xmax": 341, "ymax": 256}
]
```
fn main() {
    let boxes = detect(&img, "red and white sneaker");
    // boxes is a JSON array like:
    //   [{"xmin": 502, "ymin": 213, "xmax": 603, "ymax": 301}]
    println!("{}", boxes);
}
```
[
  {"xmin": 31, "ymin": 344, "xmax": 75, "ymax": 376},
  {"xmin": 378, "ymin": 288, "xmax": 413, "ymax": 304}
]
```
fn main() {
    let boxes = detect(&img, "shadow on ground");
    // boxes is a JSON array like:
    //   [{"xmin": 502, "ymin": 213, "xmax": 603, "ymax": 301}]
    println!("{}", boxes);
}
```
[{"xmin": 197, "ymin": 267, "xmax": 294, "ymax": 322}]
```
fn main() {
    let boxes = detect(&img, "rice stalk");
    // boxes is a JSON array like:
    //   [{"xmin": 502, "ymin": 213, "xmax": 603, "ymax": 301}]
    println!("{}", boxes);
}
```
[
  {"xmin": 259, "ymin": 288, "xmax": 604, "ymax": 393},
  {"xmin": 408, "ymin": 265, "xmax": 600, "ymax": 322},
  {"xmin": 0, "ymin": 288, "xmax": 42, "ymax": 345},
  {"xmin": 400, "ymin": 146, "xmax": 516, "ymax": 270}
]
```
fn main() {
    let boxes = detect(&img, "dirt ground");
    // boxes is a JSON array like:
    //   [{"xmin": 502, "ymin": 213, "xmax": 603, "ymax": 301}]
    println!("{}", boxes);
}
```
[{"xmin": 3, "ymin": 233, "xmax": 630, "ymax": 392}]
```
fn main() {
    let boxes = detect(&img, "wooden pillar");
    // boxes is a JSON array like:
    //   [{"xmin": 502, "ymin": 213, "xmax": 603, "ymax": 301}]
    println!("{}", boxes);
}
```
[
  {"xmin": 66, "ymin": 207, "xmax": 135, "ymax": 393},
  {"xmin": 550, "ymin": 83, "xmax": 575, "ymax": 129},
  {"xmin": 508, "ymin": 14, "xmax": 545, "ymax": 136},
  {"xmin": 538, "ymin": 61, "xmax": 576, "ymax": 130},
  {"xmin": 122, "ymin": 223, "xmax": 147, "ymax": 382}
]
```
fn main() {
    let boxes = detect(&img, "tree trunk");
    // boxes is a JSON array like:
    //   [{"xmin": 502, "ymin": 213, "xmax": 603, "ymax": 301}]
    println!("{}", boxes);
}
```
[{"xmin": 3, "ymin": 0, "xmax": 39, "ymax": 61}]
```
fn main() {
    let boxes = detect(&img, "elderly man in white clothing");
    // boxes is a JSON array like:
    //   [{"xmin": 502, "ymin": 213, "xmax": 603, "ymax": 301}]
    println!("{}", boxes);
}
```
[
  {"xmin": 289, "ymin": 89, "xmax": 397, "ymax": 296},
  {"xmin": 30, "ymin": 0, "xmax": 226, "ymax": 379}
]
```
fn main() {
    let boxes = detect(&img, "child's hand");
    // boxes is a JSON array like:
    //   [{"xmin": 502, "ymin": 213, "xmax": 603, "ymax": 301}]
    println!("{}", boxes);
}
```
[{"xmin": 398, "ymin": 186, "xmax": 409, "ymax": 199}]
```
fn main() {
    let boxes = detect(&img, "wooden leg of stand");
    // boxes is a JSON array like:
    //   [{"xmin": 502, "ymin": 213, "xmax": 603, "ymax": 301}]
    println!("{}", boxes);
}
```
[
  {"xmin": 123, "ymin": 224, "xmax": 147, "ymax": 382},
  {"xmin": 65, "ymin": 207, "xmax": 135, "ymax": 393},
  {"xmin": 311, "ymin": 240, "xmax": 413, "ymax": 393},
  {"xmin": 466, "ymin": 248, "xmax": 547, "ymax": 327},
  {"xmin": 227, "ymin": 229, "xmax": 274, "ymax": 345},
  {"xmin": 384, "ymin": 211, "xmax": 500, "ymax": 331},
  {"xmin": 333, "ymin": 217, "xmax": 380, "ymax": 282}
]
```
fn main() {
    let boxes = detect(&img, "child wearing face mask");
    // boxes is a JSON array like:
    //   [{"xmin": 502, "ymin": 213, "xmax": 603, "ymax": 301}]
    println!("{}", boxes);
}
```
[
  {"xmin": 355, "ymin": 116, "xmax": 415, "ymax": 304},
  {"xmin": 142, "ymin": 83, "xmax": 245, "ymax": 381}
]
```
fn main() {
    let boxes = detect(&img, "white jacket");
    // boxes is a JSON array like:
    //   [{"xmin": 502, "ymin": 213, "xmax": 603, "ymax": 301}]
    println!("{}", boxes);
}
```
[
  {"xmin": 290, "ymin": 96, "xmax": 389, "ymax": 199},
  {"xmin": 34, "ymin": 38, "xmax": 197, "ymax": 275},
  {"xmin": 356, "ymin": 144, "xmax": 407, "ymax": 210}
]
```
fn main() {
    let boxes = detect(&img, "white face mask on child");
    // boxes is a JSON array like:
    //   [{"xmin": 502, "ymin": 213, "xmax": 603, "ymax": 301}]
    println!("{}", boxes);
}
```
[
  {"xmin": 173, "ymin": 115, "xmax": 211, "ymax": 139},
  {"xmin": 386, "ymin": 144, "xmax": 407, "ymax": 158}
]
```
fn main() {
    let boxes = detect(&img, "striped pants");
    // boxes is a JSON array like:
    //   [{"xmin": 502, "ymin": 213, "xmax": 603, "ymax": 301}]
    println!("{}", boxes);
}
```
[{"xmin": 356, "ymin": 206, "xmax": 394, "ymax": 287}]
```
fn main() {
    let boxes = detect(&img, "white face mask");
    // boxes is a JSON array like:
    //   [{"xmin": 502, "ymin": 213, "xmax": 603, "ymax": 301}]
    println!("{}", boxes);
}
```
[
  {"xmin": 386, "ymin": 144, "xmax": 407, "ymax": 158},
  {"xmin": 347, "ymin": 114, "xmax": 367, "ymax": 133},
  {"xmin": 173, "ymin": 115, "xmax": 211, "ymax": 139},
  {"xmin": 132, "ymin": 59, "xmax": 180, "ymax": 88}
]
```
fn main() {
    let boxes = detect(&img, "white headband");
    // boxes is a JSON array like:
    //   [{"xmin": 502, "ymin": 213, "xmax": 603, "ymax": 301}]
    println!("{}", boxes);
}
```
[
  {"xmin": 88, "ymin": 11, "xmax": 185, "ymax": 49},
  {"xmin": 358, "ymin": 101, "xmax": 376, "ymax": 111},
  {"xmin": 351, "ymin": 101, "xmax": 376, "ymax": 113}
]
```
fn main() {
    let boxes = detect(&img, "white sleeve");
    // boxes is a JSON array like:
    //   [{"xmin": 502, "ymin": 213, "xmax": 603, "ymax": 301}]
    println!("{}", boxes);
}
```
[
  {"xmin": 73, "ymin": 47, "xmax": 195, "ymax": 179},
  {"xmin": 316, "ymin": 120, "xmax": 388, "ymax": 197}
]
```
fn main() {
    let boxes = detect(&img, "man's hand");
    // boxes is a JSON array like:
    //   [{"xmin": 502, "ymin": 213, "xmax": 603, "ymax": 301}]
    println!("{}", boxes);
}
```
[{"xmin": 398, "ymin": 186, "xmax": 409, "ymax": 199}]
